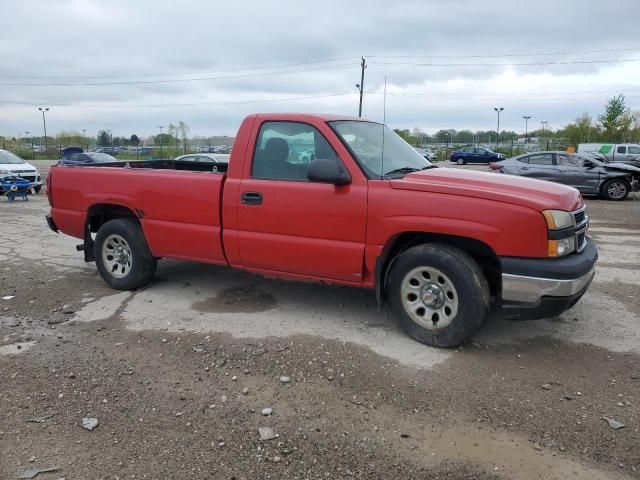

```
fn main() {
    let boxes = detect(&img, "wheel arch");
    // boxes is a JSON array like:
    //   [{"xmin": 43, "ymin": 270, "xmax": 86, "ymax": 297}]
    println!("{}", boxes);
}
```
[
  {"xmin": 82, "ymin": 203, "xmax": 143, "ymax": 262},
  {"xmin": 376, "ymin": 231, "xmax": 501, "ymax": 307}
]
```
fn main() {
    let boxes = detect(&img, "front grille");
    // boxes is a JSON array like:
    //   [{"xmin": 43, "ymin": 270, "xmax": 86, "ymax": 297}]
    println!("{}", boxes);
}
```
[
  {"xmin": 573, "ymin": 209, "xmax": 586, "ymax": 226},
  {"xmin": 572, "ymin": 206, "xmax": 588, "ymax": 252}
]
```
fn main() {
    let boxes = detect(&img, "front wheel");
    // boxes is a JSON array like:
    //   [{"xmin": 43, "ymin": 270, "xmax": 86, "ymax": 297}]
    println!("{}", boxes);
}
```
[
  {"xmin": 457, "ymin": 158, "xmax": 466, "ymax": 165},
  {"xmin": 602, "ymin": 179, "xmax": 629, "ymax": 201},
  {"xmin": 387, "ymin": 243, "xmax": 489, "ymax": 347},
  {"xmin": 94, "ymin": 218, "xmax": 157, "ymax": 290},
  {"xmin": 34, "ymin": 185, "xmax": 42, "ymax": 193}
]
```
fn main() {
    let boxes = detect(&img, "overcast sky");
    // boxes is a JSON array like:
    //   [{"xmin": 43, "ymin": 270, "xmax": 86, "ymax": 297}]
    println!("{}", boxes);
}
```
[{"xmin": 1, "ymin": 0, "xmax": 639, "ymax": 139}]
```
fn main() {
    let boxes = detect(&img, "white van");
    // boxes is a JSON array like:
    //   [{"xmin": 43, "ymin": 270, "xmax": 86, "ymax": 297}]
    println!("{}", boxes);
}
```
[
  {"xmin": 577, "ymin": 143, "xmax": 640, "ymax": 167},
  {"xmin": 0, "ymin": 149, "xmax": 43, "ymax": 193}
]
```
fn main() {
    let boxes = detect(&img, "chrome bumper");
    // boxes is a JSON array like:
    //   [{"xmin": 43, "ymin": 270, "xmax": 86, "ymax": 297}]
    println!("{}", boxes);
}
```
[{"xmin": 502, "ymin": 267, "xmax": 596, "ymax": 304}]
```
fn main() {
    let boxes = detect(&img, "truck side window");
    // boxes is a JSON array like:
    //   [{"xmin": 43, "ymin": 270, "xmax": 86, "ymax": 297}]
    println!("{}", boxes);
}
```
[
  {"xmin": 628, "ymin": 146, "xmax": 640, "ymax": 154},
  {"xmin": 617, "ymin": 146, "xmax": 626, "ymax": 154},
  {"xmin": 252, "ymin": 122, "xmax": 338, "ymax": 181}
]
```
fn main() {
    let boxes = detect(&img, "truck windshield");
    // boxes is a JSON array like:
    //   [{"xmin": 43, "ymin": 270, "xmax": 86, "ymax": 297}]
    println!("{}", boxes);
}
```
[{"xmin": 330, "ymin": 121, "xmax": 432, "ymax": 178}]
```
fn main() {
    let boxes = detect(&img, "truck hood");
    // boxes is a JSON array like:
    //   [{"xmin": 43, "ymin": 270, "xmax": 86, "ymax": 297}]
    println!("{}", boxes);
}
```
[{"xmin": 390, "ymin": 167, "xmax": 583, "ymax": 212}]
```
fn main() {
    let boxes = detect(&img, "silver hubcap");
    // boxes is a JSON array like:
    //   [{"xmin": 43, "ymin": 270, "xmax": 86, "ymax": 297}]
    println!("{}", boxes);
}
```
[
  {"xmin": 102, "ymin": 234, "xmax": 132, "ymax": 278},
  {"xmin": 607, "ymin": 182, "xmax": 627, "ymax": 199},
  {"xmin": 400, "ymin": 266, "xmax": 459, "ymax": 330}
]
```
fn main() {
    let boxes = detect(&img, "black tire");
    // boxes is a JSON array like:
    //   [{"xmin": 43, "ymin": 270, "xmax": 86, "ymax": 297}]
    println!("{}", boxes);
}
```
[
  {"xmin": 601, "ymin": 178, "xmax": 630, "ymax": 201},
  {"xmin": 387, "ymin": 243, "xmax": 489, "ymax": 348},
  {"xmin": 94, "ymin": 218, "xmax": 157, "ymax": 290},
  {"xmin": 457, "ymin": 158, "xmax": 466, "ymax": 165},
  {"xmin": 34, "ymin": 185, "xmax": 42, "ymax": 193}
]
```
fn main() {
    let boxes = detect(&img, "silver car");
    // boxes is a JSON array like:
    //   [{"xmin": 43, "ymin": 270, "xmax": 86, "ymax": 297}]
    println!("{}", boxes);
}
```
[{"xmin": 490, "ymin": 151, "xmax": 640, "ymax": 201}]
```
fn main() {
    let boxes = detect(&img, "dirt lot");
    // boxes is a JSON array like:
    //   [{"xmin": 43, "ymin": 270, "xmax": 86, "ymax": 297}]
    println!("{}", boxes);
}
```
[{"xmin": 1, "ymin": 182, "xmax": 639, "ymax": 479}]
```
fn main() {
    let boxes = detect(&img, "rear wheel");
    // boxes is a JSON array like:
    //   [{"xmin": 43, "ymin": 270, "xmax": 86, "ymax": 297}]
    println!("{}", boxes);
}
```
[
  {"xmin": 94, "ymin": 218, "xmax": 157, "ymax": 290},
  {"xmin": 602, "ymin": 178, "xmax": 629, "ymax": 201},
  {"xmin": 387, "ymin": 243, "xmax": 489, "ymax": 348},
  {"xmin": 34, "ymin": 186, "xmax": 42, "ymax": 193}
]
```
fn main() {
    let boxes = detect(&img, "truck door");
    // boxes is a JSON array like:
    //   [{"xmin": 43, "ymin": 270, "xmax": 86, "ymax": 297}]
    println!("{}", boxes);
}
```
[{"xmin": 235, "ymin": 121, "xmax": 368, "ymax": 283}]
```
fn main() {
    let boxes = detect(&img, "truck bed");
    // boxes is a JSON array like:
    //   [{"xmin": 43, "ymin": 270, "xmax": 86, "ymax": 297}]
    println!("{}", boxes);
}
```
[{"xmin": 49, "ymin": 162, "xmax": 228, "ymax": 265}]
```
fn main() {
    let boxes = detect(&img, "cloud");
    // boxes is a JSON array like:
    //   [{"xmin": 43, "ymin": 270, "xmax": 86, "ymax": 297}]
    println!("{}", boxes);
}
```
[{"xmin": 0, "ymin": 0, "xmax": 639, "ymax": 137}]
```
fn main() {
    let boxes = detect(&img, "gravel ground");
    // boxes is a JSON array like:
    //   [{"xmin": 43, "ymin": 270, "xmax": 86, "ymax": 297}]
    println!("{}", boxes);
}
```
[{"xmin": 0, "ymin": 185, "xmax": 639, "ymax": 480}]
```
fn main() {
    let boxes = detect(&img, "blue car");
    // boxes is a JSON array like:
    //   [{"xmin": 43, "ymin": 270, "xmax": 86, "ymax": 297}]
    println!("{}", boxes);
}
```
[{"xmin": 450, "ymin": 147, "xmax": 506, "ymax": 165}]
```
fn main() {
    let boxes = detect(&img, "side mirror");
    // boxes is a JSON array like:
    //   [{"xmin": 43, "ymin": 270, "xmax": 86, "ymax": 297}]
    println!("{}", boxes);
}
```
[{"xmin": 307, "ymin": 158, "xmax": 351, "ymax": 185}]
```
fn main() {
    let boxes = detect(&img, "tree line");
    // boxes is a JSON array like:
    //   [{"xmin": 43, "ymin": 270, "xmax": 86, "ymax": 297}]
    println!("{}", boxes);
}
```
[{"xmin": 394, "ymin": 94, "xmax": 640, "ymax": 147}]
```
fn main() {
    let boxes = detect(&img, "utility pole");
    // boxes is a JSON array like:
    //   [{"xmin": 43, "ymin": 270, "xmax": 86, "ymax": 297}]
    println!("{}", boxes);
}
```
[
  {"xmin": 38, "ymin": 107, "xmax": 49, "ymax": 155},
  {"xmin": 522, "ymin": 116, "xmax": 531, "ymax": 145},
  {"xmin": 82, "ymin": 129, "xmax": 87, "ymax": 150},
  {"xmin": 356, "ymin": 57, "xmax": 366, "ymax": 118},
  {"xmin": 493, "ymin": 107, "xmax": 504, "ymax": 150}
]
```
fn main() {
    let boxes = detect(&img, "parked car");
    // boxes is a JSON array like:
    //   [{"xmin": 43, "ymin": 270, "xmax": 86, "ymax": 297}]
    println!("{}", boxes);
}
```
[
  {"xmin": 450, "ymin": 147, "xmax": 506, "ymax": 165},
  {"xmin": 46, "ymin": 113, "xmax": 597, "ymax": 348},
  {"xmin": 414, "ymin": 147, "xmax": 436, "ymax": 161},
  {"xmin": 577, "ymin": 143, "xmax": 640, "ymax": 167},
  {"xmin": 174, "ymin": 153, "xmax": 230, "ymax": 164},
  {"xmin": 60, "ymin": 151, "xmax": 119, "ymax": 165},
  {"xmin": 490, "ymin": 151, "xmax": 640, "ymax": 200},
  {"xmin": 0, "ymin": 149, "xmax": 43, "ymax": 193}
]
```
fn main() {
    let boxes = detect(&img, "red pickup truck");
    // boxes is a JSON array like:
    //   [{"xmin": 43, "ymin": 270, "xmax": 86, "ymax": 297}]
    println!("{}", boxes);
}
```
[{"xmin": 46, "ymin": 113, "xmax": 597, "ymax": 347}]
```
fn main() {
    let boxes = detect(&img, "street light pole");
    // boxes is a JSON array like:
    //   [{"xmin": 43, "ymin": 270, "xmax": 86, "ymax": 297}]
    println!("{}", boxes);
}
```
[
  {"xmin": 493, "ymin": 107, "xmax": 504, "ymax": 150},
  {"xmin": 38, "ymin": 107, "xmax": 49, "ymax": 155},
  {"xmin": 157, "ymin": 126, "xmax": 164, "ymax": 159},
  {"xmin": 523, "ymin": 116, "xmax": 531, "ymax": 145}
]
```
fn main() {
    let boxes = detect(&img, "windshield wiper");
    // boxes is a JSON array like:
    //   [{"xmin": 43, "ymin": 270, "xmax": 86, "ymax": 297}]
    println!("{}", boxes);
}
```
[{"xmin": 383, "ymin": 166, "xmax": 431, "ymax": 178}]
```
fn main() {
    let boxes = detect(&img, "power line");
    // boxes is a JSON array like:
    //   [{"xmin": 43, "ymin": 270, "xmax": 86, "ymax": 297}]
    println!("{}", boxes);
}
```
[
  {"xmin": 0, "ymin": 57, "xmax": 356, "ymax": 80},
  {"xmin": 0, "ymin": 63, "xmax": 358, "ymax": 87},
  {"xmin": 0, "ymin": 92, "xmax": 355, "ymax": 109},
  {"xmin": 367, "ymin": 46, "xmax": 640, "ymax": 59},
  {"xmin": 373, "ymin": 58, "xmax": 640, "ymax": 68}
]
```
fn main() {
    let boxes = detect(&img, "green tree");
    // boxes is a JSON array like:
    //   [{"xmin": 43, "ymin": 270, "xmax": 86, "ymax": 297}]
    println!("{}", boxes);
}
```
[
  {"xmin": 97, "ymin": 130, "xmax": 111, "ymax": 146},
  {"xmin": 130, "ymin": 134, "xmax": 140, "ymax": 146},
  {"xmin": 598, "ymin": 94, "xmax": 632, "ymax": 142},
  {"xmin": 562, "ymin": 113, "xmax": 596, "ymax": 147},
  {"xmin": 178, "ymin": 121, "xmax": 190, "ymax": 153}
]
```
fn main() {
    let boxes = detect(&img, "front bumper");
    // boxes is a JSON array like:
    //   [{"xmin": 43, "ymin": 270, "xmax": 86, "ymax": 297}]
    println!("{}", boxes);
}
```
[{"xmin": 498, "ymin": 240, "xmax": 598, "ymax": 319}]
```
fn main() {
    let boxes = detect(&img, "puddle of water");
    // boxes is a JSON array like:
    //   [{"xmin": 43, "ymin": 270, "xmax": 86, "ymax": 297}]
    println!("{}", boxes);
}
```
[{"xmin": 192, "ymin": 285, "xmax": 277, "ymax": 313}]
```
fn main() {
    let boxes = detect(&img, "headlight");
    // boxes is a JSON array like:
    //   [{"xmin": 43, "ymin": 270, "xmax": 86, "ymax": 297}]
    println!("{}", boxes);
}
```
[
  {"xmin": 542, "ymin": 210, "xmax": 576, "ymax": 257},
  {"xmin": 542, "ymin": 210, "xmax": 574, "ymax": 230},
  {"xmin": 548, "ymin": 237, "xmax": 575, "ymax": 257}
]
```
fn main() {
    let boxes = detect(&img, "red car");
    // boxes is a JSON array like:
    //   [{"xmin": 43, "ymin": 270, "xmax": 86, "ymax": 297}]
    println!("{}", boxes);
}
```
[{"xmin": 46, "ymin": 113, "xmax": 597, "ymax": 347}]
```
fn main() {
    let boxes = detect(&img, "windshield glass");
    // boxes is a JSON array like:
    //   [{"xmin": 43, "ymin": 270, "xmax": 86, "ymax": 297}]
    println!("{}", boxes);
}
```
[
  {"xmin": 0, "ymin": 150, "xmax": 26, "ymax": 164},
  {"xmin": 330, "ymin": 121, "xmax": 432, "ymax": 178}
]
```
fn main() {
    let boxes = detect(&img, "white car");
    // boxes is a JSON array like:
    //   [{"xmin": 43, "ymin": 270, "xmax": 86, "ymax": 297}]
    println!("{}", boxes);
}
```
[
  {"xmin": 0, "ymin": 149, "xmax": 43, "ymax": 193},
  {"xmin": 174, "ymin": 153, "xmax": 230, "ymax": 163}
]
